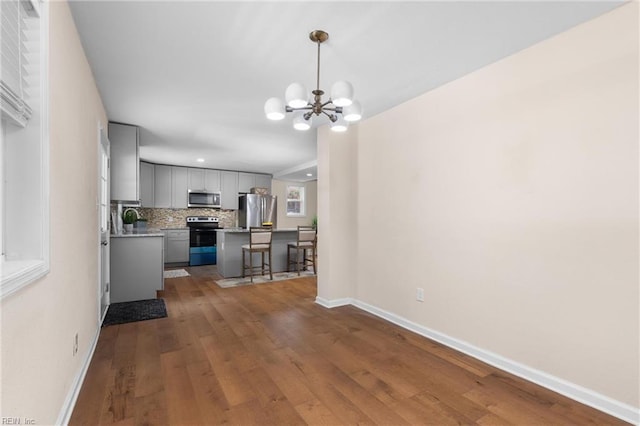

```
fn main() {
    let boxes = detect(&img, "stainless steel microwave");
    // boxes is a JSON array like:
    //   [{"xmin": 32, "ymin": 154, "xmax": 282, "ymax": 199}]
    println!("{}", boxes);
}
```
[{"xmin": 187, "ymin": 190, "xmax": 221, "ymax": 208}]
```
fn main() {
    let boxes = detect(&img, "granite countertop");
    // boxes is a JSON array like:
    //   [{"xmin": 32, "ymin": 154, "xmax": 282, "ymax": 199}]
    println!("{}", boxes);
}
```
[
  {"xmin": 161, "ymin": 227, "xmax": 189, "ymax": 230},
  {"xmin": 111, "ymin": 228, "xmax": 165, "ymax": 238},
  {"xmin": 217, "ymin": 228, "xmax": 298, "ymax": 233}
]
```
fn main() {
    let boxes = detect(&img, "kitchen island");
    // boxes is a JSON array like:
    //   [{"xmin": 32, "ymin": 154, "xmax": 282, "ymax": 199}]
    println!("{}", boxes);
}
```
[
  {"xmin": 216, "ymin": 228, "xmax": 299, "ymax": 278},
  {"xmin": 110, "ymin": 230, "xmax": 164, "ymax": 302}
]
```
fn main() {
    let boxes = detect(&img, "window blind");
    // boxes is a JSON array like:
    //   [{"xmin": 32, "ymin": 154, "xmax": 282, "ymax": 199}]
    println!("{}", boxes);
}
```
[{"xmin": 1, "ymin": 0, "xmax": 39, "ymax": 127}]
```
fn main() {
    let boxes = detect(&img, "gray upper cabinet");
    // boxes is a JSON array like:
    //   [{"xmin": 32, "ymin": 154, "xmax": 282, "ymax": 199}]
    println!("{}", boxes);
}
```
[
  {"xmin": 205, "ymin": 169, "xmax": 221, "ymax": 191},
  {"xmin": 255, "ymin": 174, "xmax": 272, "ymax": 191},
  {"xmin": 238, "ymin": 172, "xmax": 254, "ymax": 193},
  {"xmin": 172, "ymin": 166, "xmax": 188, "ymax": 208},
  {"xmin": 157, "ymin": 165, "xmax": 222, "ymax": 208},
  {"xmin": 188, "ymin": 168, "xmax": 205, "ymax": 190},
  {"xmin": 108, "ymin": 122, "xmax": 139, "ymax": 202},
  {"xmin": 154, "ymin": 165, "xmax": 172, "ymax": 208},
  {"xmin": 238, "ymin": 172, "xmax": 272, "ymax": 193},
  {"xmin": 140, "ymin": 161, "xmax": 155, "ymax": 207},
  {"xmin": 148, "ymin": 162, "xmax": 272, "ymax": 210},
  {"xmin": 221, "ymin": 171, "xmax": 239, "ymax": 210},
  {"xmin": 188, "ymin": 168, "xmax": 220, "ymax": 192}
]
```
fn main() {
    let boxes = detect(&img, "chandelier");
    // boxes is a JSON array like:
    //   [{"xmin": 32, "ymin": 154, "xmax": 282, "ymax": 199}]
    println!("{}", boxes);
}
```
[{"xmin": 264, "ymin": 30, "xmax": 362, "ymax": 132}]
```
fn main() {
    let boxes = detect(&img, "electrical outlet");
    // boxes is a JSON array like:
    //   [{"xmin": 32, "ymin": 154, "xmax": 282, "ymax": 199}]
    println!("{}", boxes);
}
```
[
  {"xmin": 73, "ymin": 333, "xmax": 79, "ymax": 356},
  {"xmin": 416, "ymin": 288, "xmax": 425, "ymax": 302}
]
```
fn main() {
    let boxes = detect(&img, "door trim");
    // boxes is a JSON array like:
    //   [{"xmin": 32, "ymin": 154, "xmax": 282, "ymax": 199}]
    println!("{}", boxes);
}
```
[{"xmin": 98, "ymin": 122, "xmax": 110, "ymax": 322}]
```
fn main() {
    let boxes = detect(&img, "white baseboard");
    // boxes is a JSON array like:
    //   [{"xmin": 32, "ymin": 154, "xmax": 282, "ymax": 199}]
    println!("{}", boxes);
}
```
[
  {"xmin": 315, "ymin": 296, "xmax": 353, "ymax": 308},
  {"xmin": 55, "ymin": 325, "xmax": 101, "ymax": 426},
  {"xmin": 320, "ymin": 297, "xmax": 639, "ymax": 425}
]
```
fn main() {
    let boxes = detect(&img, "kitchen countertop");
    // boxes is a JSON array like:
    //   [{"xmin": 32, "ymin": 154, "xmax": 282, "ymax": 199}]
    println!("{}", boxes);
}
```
[
  {"xmin": 111, "ymin": 228, "xmax": 165, "ymax": 238},
  {"xmin": 216, "ymin": 228, "xmax": 298, "ymax": 233},
  {"xmin": 161, "ymin": 227, "xmax": 189, "ymax": 230}
]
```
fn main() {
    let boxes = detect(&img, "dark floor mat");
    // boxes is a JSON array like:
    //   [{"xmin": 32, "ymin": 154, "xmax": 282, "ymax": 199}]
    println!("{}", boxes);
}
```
[{"xmin": 102, "ymin": 299, "xmax": 167, "ymax": 327}]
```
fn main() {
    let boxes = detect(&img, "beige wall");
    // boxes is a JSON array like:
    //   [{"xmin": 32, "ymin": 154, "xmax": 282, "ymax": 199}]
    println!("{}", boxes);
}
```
[
  {"xmin": 318, "ymin": 2, "xmax": 638, "ymax": 412},
  {"xmin": 317, "ymin": 127, "xmax": 358, "ymax": 303},
  {"xmin": 272, "ymin": 179, "xmax": 317, "ymax": 229},
  {"xmin": 0, "ymin": 1, "xmax": 108, "ymax": 423}
]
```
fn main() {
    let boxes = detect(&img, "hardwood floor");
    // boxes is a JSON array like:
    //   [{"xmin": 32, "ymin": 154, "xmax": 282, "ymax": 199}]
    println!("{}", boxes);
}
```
[{"xmin": 70, "ymin": 265, "xmax": 628, "ymax": 425}]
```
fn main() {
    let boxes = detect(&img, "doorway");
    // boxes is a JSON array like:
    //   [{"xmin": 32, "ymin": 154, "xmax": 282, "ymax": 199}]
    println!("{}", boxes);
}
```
[{"xmin": 98, "ymin": 126, "xmax": 110, "ymax": 321}]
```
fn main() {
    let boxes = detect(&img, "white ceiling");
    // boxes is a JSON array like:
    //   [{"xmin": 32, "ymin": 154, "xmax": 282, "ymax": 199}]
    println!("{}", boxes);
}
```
[{"xmin": 69, "ymin": 1, "xmax": 622, "ymax": 182}]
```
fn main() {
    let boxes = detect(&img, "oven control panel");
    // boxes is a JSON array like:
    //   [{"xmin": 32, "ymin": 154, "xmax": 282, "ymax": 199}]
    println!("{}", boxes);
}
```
[{"xmin": 186, "ymin": 216, "xmax": 219, "ymax": 223}]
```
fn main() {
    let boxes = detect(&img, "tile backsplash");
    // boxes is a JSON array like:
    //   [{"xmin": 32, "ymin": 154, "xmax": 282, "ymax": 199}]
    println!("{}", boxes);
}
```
[{"xmin": 136, "ymin": 207, "xmax": 237, "ymax": 229}]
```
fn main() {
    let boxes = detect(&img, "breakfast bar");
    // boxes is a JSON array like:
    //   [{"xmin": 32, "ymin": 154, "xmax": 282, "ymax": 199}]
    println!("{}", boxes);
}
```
[{"xmin": 216, "ymin": 228, "xmax": 299, "ymax": 278}]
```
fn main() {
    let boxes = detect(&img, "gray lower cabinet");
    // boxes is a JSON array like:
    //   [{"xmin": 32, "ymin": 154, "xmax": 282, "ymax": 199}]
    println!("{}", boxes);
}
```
[
  {"xmin": 165, "ymin": 229, "xmax": 189, "ymax": 263},
  {"xmin": 110, "ymin": 235, "xmax": 164, "ymax": 303}
]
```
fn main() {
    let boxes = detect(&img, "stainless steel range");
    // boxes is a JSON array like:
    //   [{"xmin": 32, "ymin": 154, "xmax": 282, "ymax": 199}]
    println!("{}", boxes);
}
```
[{"xmin": 186, "ymin": 216, "xmax": 222, "ymax": 266}]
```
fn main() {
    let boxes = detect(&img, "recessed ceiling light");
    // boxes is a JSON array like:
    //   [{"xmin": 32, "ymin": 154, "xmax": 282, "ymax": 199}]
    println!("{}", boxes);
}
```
[
  {"xmin": 306, "ymin": 173, "xmax": 313, "ymax": 177},
  {"xmin": 196, "ymin": 158, "xmax": 205, "ymax": 163}
]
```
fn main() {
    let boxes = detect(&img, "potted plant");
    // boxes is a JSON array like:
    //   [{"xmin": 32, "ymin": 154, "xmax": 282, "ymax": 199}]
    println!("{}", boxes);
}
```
[
  {"xmin": 134, "ymin": 217, "xmax": 148, "ymax": 232},
  {"xmin": 122, "ymin": 208, "xmax": 138, "ymax": 233}
]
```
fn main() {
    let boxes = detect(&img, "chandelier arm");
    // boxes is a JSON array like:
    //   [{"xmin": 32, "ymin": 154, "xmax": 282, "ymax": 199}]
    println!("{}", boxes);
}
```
[
  {"xmin": 320, "ymin": 106, "xmax": 343, "ymax": 113},
  {"xmin": 286, "ymin": 105, "xmax": 313, "ymax": 112},
  {"xmin": 321, "ymin": 110, "xmax": 338, "ymax": 122}
]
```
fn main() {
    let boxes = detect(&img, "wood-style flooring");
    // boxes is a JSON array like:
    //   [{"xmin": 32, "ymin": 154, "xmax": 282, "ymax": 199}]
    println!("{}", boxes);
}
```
[{"xmin": 70, "ymin": 265, "xmax": 628, "ymax": 425}]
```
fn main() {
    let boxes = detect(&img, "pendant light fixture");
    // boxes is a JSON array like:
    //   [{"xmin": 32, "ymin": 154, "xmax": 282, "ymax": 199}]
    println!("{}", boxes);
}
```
[{"xmin": 264, "ymin": 30, "xmax": 362, "ymax": 132}]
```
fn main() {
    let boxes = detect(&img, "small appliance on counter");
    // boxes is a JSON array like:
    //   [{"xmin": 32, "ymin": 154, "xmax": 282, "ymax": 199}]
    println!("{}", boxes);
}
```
[{"xmin": 186, "ymin": 216, "xmax": 222, "ymax": 266}]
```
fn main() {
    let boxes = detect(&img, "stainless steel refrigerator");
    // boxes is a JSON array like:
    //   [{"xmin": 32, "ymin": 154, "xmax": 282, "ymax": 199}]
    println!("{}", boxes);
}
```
[{"xmin": 238, "ymin": 194, "xmax": 277, "ymax": 229}]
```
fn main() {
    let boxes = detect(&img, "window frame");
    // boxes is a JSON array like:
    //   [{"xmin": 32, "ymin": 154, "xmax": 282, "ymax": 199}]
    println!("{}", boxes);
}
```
[
  {"xmin": 286, "ymin": 185, "xmax": 306, "ymax": 217},
  {"xmin": 0, "ymin": 0, "xmax": 49, "ymax": 300}
]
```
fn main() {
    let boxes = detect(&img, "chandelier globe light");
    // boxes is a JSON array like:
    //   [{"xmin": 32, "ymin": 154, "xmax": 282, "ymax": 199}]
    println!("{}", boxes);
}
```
[
  {"xmin": 330, "ymin": 116, "xmax": 348, "ymax": 132},
  {"xmin": 293, "ymin": 112, "xmax": 312, "ymax": 131},
  {"xmin": 343, "ymin": 100, "xmax": 362, "ymax": 122},
  {"xmin": 285, "ymin": 83, "xmax": 308, "ymax": 108},
  {"xmin": 264, "ymin": 97, "xmax": 286, "ymax": 120},
  {"xmin": 264, "ymin": 30, "xmax": 362, "ymax": 132},
  {"xmin": 330, "ymin": 81, "xmax": 354, "ymax": 107}
]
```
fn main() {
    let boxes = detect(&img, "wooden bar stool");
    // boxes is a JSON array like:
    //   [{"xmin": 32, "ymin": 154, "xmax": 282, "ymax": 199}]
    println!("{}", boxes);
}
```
[
  {"xmin": 242, "ymin": 227, "xmax": 273, "ymax": 283},
  {"xmin": 287, "ymin": 226, "xmax": 317, "ymax": 275}
]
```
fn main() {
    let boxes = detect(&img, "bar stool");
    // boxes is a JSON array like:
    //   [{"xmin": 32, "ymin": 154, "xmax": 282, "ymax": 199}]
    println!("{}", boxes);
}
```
[
  {"xmin": 287, "ymin": 226, "xmax": 317, "ymax": 275},
  {"xmin": 242, "ymin": 227, "xmax": 273, "ymax": 283}
]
